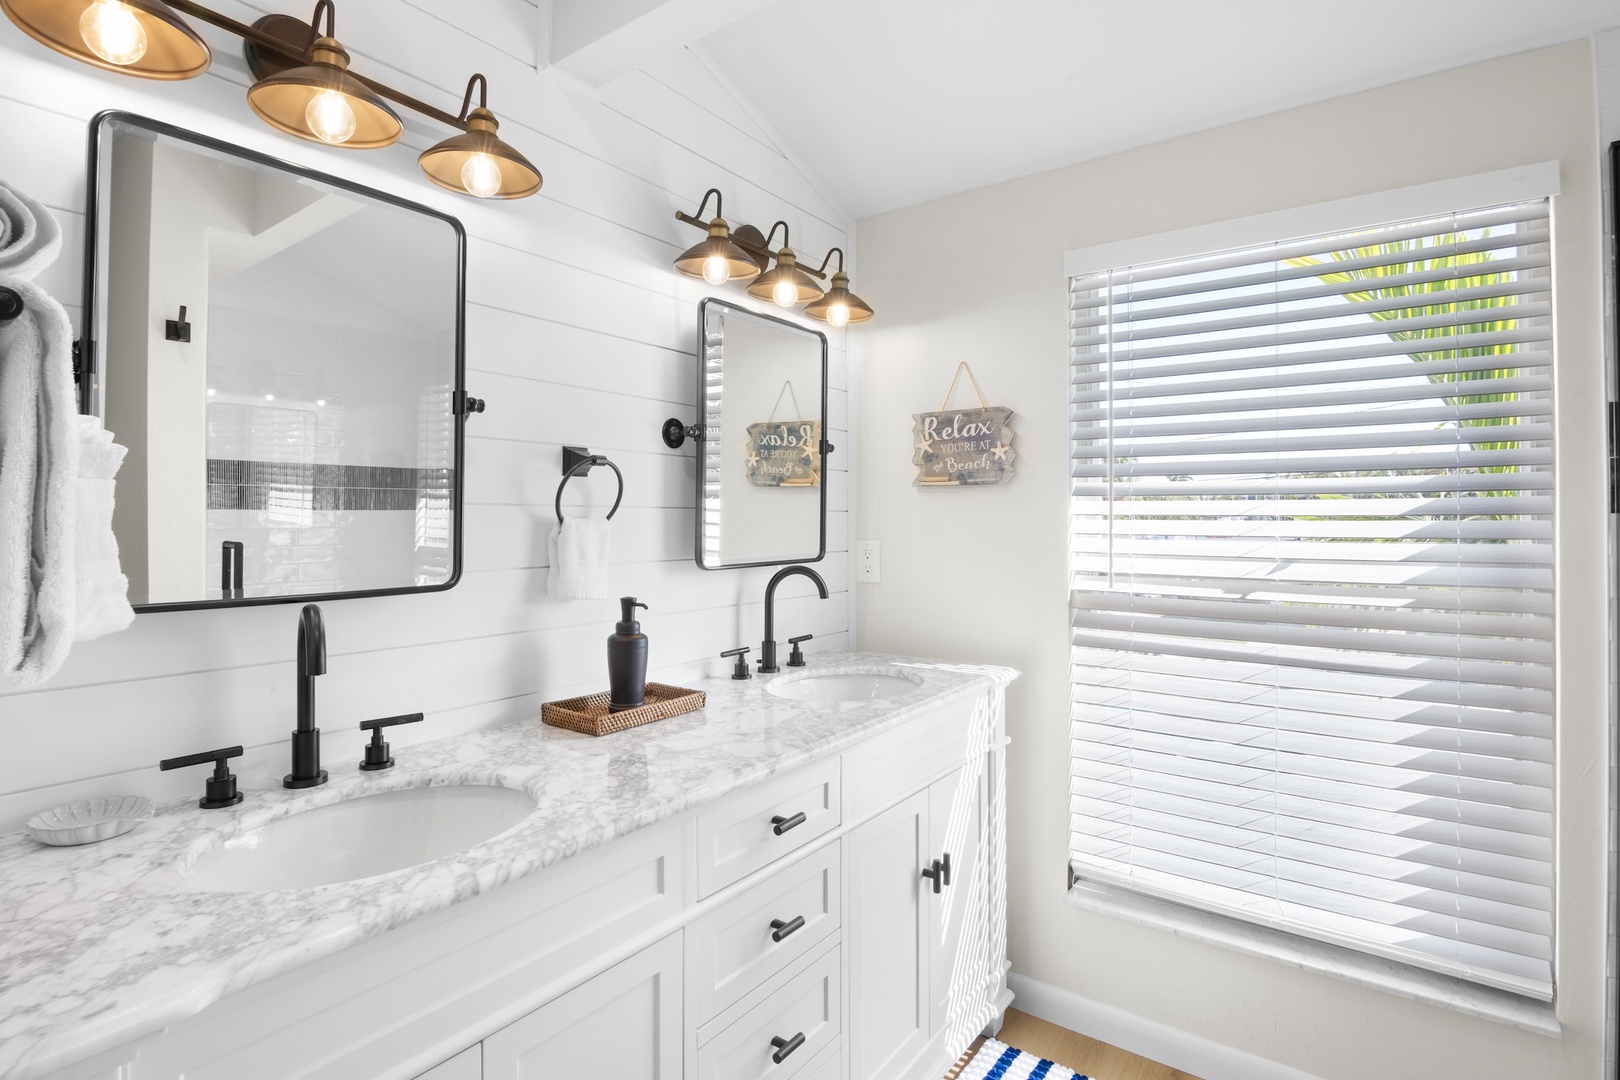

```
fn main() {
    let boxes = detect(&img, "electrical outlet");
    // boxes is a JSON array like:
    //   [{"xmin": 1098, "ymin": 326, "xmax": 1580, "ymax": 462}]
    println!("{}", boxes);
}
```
[{"xmin": 855, "ymin": 539, "xmax": 880, "ymax": 583}]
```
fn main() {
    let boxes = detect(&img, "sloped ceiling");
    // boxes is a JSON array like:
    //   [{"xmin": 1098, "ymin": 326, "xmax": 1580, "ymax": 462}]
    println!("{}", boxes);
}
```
[{"xmin": 696, "ymin": 0, "xmax": 1620, "ymax": 219}]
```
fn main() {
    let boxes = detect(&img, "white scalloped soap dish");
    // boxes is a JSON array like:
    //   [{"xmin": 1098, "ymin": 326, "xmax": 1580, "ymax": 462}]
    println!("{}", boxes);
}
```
[{"xmin": 26, "ymin": 796, "xmax": 153, "ymax": 847}]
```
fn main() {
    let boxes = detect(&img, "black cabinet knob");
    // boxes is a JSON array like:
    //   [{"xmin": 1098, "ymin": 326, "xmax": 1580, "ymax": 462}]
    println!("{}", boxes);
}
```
[
  {"xmin": 770, "ymin": 1033, "xmax": 805, "ymax": 1064},
  {"xmin": 159, "ymin": 745, "xmax": 245, "ymax": 809},
  {"xmin": 771, "ymin": 811, "xmax": 807, "ymax": 836},
  {"xmin": 770, "ymin": 915, "xmax": 805, "ymax": 943}
]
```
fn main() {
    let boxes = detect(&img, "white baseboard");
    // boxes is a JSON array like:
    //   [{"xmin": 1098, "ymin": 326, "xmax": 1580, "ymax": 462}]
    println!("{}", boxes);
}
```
[{"xmin": 1007, "ymin": 972, "xmax": 1326, "ymax": 1080}]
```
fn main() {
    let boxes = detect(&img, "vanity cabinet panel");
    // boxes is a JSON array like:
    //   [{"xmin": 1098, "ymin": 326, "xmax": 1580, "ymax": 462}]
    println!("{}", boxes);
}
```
[
  {"xmin": 929, "ymin": 754, "xmax": 990, "ymax": 1047},
  {"xmin": 687, "ymin": 840, "xmax": 841, "ymax": 1024},
  {"xmin": 694, "ymin": 939, "xmax": 840, "ymax": 1080},
  {"xmin": 483, "ymin": 932, "xmax": 682, "ymax": 1080},
  {"xmin": 695, "ymin": 757, "xmax": 841, "ymax": 898},
  {"xmin": 842, "ymin": 697, "xmax": 978, "ymax": 822},
  {"xmin": 845, "ymin": 789, "xmax": 931, "ymax": 1080},
  {"xmin": 413, "ymin": 1046, "xmax": 480, "ymax": 1080}
]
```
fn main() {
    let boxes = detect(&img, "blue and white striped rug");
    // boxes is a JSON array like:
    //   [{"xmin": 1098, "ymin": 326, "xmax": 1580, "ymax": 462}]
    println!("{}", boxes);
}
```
[{"xmin": 957, "ymin": 1038, "xmax": 1091, "ymax": 1080}]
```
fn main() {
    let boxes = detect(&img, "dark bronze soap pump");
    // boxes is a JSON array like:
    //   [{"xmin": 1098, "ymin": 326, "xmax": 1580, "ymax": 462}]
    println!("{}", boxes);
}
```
[{"xmin": 607, "ymin": 597, "xmax": 649, "ymax": 712}]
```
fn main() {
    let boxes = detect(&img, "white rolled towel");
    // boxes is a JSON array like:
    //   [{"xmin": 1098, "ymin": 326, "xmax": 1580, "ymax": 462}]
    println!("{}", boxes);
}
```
[
  {"xmin": 547, "ymin": 514, "xmax": 610, "ymax": 600},
  {"xmin": 0, "ymin": 180, "xmax": 63, "ymax": 282},
  {"xmin": 74, "ymin": 416, "xmax": 135, "ymax": 641}
]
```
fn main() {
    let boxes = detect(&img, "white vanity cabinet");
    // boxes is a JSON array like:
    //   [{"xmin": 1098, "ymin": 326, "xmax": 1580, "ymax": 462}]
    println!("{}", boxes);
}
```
[{"xmin": 54, "ymin": 677, "xmax": 1008, "ymax": 1080}]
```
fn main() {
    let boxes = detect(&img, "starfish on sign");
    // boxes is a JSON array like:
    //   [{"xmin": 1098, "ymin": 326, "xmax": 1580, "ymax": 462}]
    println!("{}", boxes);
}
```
[
  {"xmin": 991, "ymin": 441, "xmax": 1010, "ymax": 461},
  {"xmin": 798, "ymin": 441, "xmax": 817, "ymax": 461},
  {"xmin": 917, "ymin": 434, "xmax": 933, "ymax": 453},
  {"xmin": 747, "ymin": 450, "xmax": 760, "ymax": 468}
]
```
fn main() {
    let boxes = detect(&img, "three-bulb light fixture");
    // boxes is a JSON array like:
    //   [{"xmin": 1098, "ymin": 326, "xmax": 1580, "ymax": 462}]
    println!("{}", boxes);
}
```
[
  {"xmin": 672, "ymin": 189, "xmax": 874, "ymax": 327},
  {"xmin": 0, "ymin": 0, "xmax": 542, "ymax": 200}
]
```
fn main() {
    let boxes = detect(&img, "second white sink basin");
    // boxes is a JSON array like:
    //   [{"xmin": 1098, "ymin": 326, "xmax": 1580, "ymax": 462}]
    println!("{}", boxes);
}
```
[
  {"xmin": 769, "ymin": 671, "xmax": 918, "ymax": 702},
  {"xmin": 184, "ymin": 783, "xmax": 537, "ymax": 892}
]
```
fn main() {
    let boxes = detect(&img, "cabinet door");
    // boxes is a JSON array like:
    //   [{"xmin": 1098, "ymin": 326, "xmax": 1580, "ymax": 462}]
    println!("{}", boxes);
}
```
[
  {"xmin": 929, "ymin": 756, "xmax": 988, "ymax": 1044},
  {"xmin": 482, "ymin": 932, "xmax": 682, "ymax": 1080},
  {"xmin": 846, "ymin": 788, "xmax": 931, "ymax": 1080},
  {"xmin": 414, "ymin": 1045, "xmax": 480, "ymax": 1080}
]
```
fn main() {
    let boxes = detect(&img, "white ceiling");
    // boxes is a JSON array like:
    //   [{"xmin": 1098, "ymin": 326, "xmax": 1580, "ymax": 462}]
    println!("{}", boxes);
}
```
[{"xmin": 697, "ymin": 0, "xmax": 1620, "ymax": 221}]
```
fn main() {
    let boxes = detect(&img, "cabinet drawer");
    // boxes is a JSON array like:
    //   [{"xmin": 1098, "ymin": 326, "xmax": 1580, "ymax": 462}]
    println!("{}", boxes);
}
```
[
  {"xmin": 688, "ymin": 839, "xmax": 841, "ymax": 1022},
  {"xmin": 696, "ymin": 757, "xmax": 841, "ymax": 897},
  {"xmin": 696, "ymin": 941, "xmax": 841, "ymax": 1080}
]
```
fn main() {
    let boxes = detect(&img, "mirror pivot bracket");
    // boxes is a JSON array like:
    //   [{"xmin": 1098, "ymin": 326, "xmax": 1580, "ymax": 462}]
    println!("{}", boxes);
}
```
[{"xmin": 663, "ymin": 418, "xmax": 704, "ymax": 449}]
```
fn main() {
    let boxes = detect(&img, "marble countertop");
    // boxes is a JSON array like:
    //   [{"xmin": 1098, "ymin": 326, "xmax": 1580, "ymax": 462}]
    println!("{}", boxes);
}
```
[{"xmin": 0, "ymin": 652, "xmax": 1015, "ymax": 1080}]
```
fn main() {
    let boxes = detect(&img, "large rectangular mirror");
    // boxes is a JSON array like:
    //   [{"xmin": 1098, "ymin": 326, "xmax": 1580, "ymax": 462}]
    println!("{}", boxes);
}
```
[
  {"xmin": 83, "ymin": 112, "xmax": 465, "ymax": 611},
  {"xmin": 694, "ymin": 299, "xmax": 828, "ymax": 569}
]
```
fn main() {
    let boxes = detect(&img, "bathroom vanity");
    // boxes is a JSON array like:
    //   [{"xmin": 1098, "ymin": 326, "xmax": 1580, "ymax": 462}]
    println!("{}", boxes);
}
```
[{"xmin": 0, "ymin": 654, "xmax": 1014, "ymax": 1080}]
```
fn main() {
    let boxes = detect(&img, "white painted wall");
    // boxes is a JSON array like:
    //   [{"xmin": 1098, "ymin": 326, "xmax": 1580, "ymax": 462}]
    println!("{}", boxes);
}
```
[
  {"xmin": 0, "ymin": 2, "xmax": 854, "ymax": 832},
  {"xmin": 854, "ymin": 40, "xmax": 1607, "ymax": 1080}
]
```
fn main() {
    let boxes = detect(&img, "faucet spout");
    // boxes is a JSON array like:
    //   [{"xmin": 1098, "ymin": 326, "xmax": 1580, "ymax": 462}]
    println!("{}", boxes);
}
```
[
  {"xmin": 286, "ymin": 604, "xmax": 329, "ymax": 789},
  {"xmin": 760, "ymin": 565, "xmax": 829, "ymax": 674}
]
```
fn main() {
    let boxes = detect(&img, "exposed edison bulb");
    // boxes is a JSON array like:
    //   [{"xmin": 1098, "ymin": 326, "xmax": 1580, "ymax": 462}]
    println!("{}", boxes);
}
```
[
  {"xmin": 826, "ymin": 302, "xmax": 850, "ymax": 328},
  {"xmin": 305, "ymin": 90, "xmax": 357, "ymax": 145},
  {"xmin": 79, "ymin": 0, "xmax": 148, "ymax": 66},
  {"xmin": 701, "ymin": 255, "xmax": 731, "ymax": 286},
  {"xmin": 460, "ymin": 152, "xmax": 503, "ymax": 198},
  {"xmin": 772, "ymin": 277, "xmax": 798, "ymax": 308}
]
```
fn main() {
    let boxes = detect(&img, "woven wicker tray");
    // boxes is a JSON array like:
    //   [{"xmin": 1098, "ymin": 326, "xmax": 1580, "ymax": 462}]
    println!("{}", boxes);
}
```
[{"xmin": 541, "ymin": 683, "xmax": 706, "ymax": 736}]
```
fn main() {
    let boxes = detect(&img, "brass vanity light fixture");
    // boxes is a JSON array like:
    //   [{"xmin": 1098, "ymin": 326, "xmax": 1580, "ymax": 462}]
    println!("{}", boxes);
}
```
[
  {"xmin": 672, "ymin": 188, "xmax": 764, "ymax": 286},
  {"xmin": 0, "ymin": 0, "xmax": 210, "ymax": 78},
  {"xmin": 245, "ymin": 1, "xmax": 399, "ymax": 148},
  {"xmin": 802, "ymin": 248, "xmax": 873, "ymax": 327},
  {"xmin": 418, "ymin": 74, "xmax": 542, "ymax": 199},
  {"xmin": 747, "ymin": 222, "xmax": 825, "ymax": 310},
  {"xmin": 1, "ymin": 0, "xmax": 542, "ymax": 198}
]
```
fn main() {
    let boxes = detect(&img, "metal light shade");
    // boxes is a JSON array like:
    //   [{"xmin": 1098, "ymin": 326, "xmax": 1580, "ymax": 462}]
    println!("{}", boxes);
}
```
[
  {"xmin": 804, "ymin": 271, "xmax": 874, "ymax": 325},
  {"xmin": 419, "ymin": 107, "xmax": 541, "ymax": 199},
  {"xmin": 746, "ymin": 248, "xmax": 824, "ymax": 307},
  {"xmin": 246, "ymin": 36, "xmax": 402, "ymax": 148},
  {"xmin": 673, "ymin": 218, "xmax": 760, "ymax": 284},
  {"xmin": 1, "ymin": 0, "xmax": 209, "ymax": 79}
]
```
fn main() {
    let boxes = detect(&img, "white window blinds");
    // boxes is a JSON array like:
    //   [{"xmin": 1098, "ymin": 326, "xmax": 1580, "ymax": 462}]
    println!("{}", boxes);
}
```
[{"xmin": 1066, "ymin": 199, "xmax": 1555, "ymax": 1001}]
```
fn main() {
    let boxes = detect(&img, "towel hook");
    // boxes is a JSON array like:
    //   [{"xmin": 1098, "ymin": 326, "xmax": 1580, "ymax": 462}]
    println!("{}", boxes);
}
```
[
  {"xmin": 556, "ymin": 446, "xmax": 624, "ymax": 524},
  {"xmin": 0, "ymin": 286, "xmax": 22, "ymax": 323}
]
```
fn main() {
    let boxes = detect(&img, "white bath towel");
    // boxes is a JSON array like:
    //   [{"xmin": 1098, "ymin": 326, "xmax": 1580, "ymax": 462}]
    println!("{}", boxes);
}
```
[
  {"xmin": 0, "ymin": 278, "xmax": 80, "ymax": 685},
  {"xmin": 547, "ymin": 514, "xmax": 610, "ymax": 600},
  {"xmin": 74, "ymin": 416, "xmax": 134, "ymax": 641},
  {"xmin": 0, "ymin": 181, "xmax": 63, "ymax": 282}
]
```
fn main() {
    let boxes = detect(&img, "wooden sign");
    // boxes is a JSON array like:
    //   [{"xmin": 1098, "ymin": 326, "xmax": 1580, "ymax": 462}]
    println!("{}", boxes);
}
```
[
  {"xmin": 912, "ymin": 406, "xmax": 1015, "ymax": 486},
  {"xmin": 746, "ymin": 420, "xmax": 821, "ymax": 487}
]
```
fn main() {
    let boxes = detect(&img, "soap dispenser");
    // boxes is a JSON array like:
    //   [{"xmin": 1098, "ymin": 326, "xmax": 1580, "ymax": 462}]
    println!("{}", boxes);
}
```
[{"xmin": 608, "ymin": 597, "xmax": 649, "ymax": 712}]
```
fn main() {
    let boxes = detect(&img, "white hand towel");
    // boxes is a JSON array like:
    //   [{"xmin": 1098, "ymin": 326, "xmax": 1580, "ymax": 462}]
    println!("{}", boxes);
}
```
[
  {"xmin": 547, "ymin": 514, "xmax": 610, "ymax": 600},
  {"xmin": 0, "ymin": 278, "xmax": 79, "ymax": 685},
  {"xmin": 73, "ymin": 416, "xmax": 134, "ymax": 641},
  {"xmin": 0, "ymin": 181, "xmax": 63, "ymax": 282}
]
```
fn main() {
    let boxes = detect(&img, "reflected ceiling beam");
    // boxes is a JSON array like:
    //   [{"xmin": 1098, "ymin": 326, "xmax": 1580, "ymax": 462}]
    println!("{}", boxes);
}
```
[{"xmin": 542, "ymin": 0, "xmax": 776, "ymax": 88}]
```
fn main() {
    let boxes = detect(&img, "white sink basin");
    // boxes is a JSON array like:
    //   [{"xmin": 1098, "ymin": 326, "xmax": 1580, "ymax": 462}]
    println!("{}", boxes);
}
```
[
  {"xmin": 769, "ymin": 671, "xmax": 918, "ymax": 702},
  {"xmin": 184, "ymin": 784, "xmax": 537, "ymax": 892}
]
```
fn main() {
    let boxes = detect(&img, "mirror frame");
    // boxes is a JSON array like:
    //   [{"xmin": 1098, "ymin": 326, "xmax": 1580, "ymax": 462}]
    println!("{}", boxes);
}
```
[
  {"xmin": 694, "ymin": 297, "xmax": 829, "ymax": 571},
  {"xmin": 80, "ymin": 110, "xmax": 468, "ymax": 612}
]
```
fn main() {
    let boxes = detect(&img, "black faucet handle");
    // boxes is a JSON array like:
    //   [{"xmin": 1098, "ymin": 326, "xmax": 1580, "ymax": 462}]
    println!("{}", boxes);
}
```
[
  {"xmin": 721, "ymin": 646, "xmax": 752, "ymax": 680},
  {"xmin": 160, "ymin": 745, "xmax": 245, "ymax": 809},
  {"xmin": 358, "ymin": 713, "xmax": 424, "ymax": 772},
  {"xmin": 786, "ymin": 634, "xmax": 813, "ymax": 667}
]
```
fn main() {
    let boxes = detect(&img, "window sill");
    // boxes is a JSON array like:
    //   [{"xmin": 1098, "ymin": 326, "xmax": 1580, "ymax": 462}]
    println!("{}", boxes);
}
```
[{"xmin": 1065, "ymin": 879, "xmax": 1561, "ymax": 1037}]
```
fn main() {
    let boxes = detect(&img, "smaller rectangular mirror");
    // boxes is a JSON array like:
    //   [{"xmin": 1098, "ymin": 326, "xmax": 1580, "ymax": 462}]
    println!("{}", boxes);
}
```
[
  {"xmin": 83, "ymin": 112, "xmax": 466, "ymax": 611},
  {"xmin": 695, "ymin": 299, "xmax": 828, "ymax": 570}
]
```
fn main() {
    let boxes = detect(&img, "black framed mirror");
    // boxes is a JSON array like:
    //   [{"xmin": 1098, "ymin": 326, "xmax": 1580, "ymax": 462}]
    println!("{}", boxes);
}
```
[
  {"xmin": 82, "ymin": 112, "xmax": 466, "ymax": 611},
  {"xmin": 682, "ymin": 298, "xmax": 828, "ymax": 570}
]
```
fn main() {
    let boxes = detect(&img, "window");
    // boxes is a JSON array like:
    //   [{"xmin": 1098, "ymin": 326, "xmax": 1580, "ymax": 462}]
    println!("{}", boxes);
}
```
[{"xmin": 1066, "ymin": 187, "xmax": 1556, "ymax": 1001}]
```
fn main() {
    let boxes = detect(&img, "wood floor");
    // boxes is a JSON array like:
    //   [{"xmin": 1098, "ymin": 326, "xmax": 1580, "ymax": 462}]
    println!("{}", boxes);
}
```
[{"xmin": 945, "ymin": 1008, "xmax": 1203, "ymax": 1080}]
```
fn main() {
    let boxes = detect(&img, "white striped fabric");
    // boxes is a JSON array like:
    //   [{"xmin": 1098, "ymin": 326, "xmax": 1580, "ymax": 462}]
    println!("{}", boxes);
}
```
[{"xmin": 1067, "ymin": 200, "xmax": 1555, "ymax": 1000}]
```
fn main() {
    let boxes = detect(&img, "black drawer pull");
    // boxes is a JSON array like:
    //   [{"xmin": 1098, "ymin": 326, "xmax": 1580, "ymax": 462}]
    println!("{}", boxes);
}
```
[
  {"xmin": 771, "ymin": 811, "xmax": 807, "ymax": 836},
  {"xmin": 921, "ymin": 858, "xmax": 943, "ymax": 894},
  {"xmin": 770, "ymin": 1032, "xmax": 805, "ymax": 1064},
  {"xmin": 941, "ymin": 851, "xmax": 952, "ymax": 887},
  {"xmin": 770, "ymin": 915, "xmax": 806, "ymax": 942}
]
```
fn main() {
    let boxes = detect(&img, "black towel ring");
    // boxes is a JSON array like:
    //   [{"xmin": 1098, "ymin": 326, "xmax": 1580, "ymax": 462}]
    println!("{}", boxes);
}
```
[
  {"xmin": 556, "ymin": 446, "xmax": 624, "ymax": 524},
  {"xmin": 0, "ymin": 286, "xmax": 23, "ymax": 324}
]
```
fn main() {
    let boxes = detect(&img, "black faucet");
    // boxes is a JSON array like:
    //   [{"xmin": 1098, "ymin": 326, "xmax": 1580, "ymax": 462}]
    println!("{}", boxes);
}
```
[
  {"xmin": 284, "ymin": 604, "xmax": 329, "ymax": 789},
  {"xmin": 759, "ymin": 565, "xmax": 828, "ymax": 674}
]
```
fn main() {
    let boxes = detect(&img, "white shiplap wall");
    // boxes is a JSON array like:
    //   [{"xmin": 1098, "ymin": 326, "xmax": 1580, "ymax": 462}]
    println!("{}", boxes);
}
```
[{"xmin": 0, "ymin": 0, "xmax": 854, "ymax": 833}]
